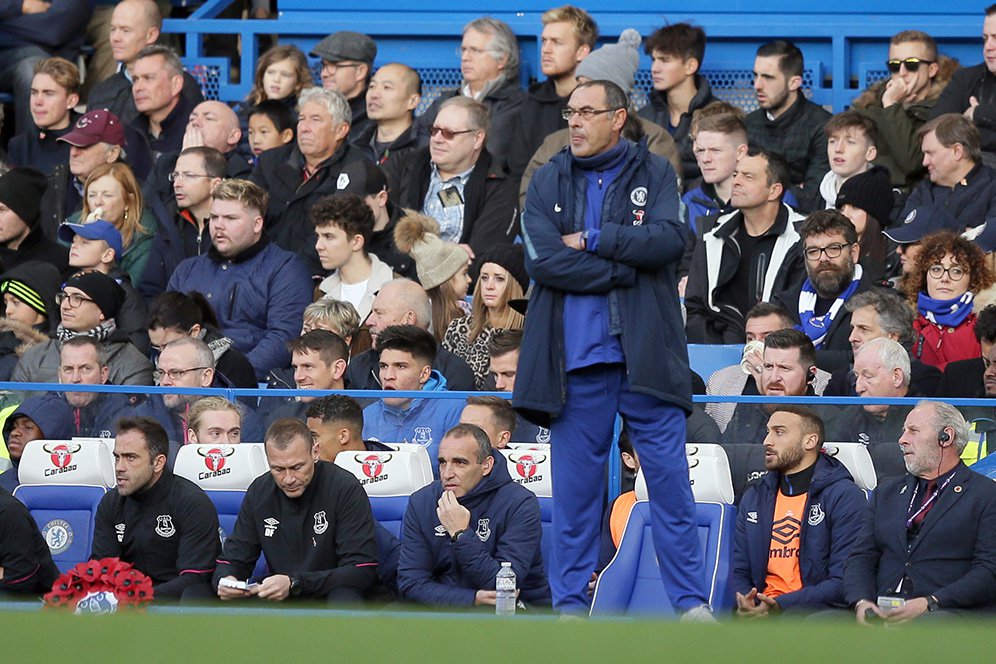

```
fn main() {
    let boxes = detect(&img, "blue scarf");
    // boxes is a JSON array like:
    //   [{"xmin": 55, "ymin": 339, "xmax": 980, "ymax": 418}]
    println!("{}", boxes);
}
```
[
  {"xmin": 917, "ymin": 291, "xmax": 974, "ymax": 328},
  {"xmin": 797, "ymin": 264, "xmax": 862, "ymax": 349}
]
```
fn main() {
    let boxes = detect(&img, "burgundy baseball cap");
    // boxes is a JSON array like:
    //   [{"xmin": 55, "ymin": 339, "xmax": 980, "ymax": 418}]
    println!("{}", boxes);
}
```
[{"xmin": 58, "ymin": 110, "xmax": 126, "ymax": 148}]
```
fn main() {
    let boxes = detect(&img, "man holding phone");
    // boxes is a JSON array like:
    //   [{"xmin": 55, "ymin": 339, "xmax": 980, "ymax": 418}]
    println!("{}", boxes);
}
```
[{"xmin": 844, "ymin": 401, "xmax": 996, "ymax": 623}]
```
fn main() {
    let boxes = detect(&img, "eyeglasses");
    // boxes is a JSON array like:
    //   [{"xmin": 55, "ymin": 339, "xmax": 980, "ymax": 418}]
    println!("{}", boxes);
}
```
[
  {"xmin": 154, "ymin": 366, "xmax": 209, "ymax": 383},
  {"xmin": 321, "ymin": 61, "xmax": 360, "ymax": 74},
  {"xmin": 561, "ymin": 107, "xmax": 622, "ymax": 121},
  {"xmin": 886, "ymin": 58, "xmax": 934, "ymax": 73},
  {"xmin": 803, "ymin": 242, "xmax": 853, "ymax": 261},
  {"xmin": 56, "ymin": 291, "xmax": 95, "ymax": 308},
  {"xmin": 429, "ymin": 126, "xmax": 475, "ymax": 140},
  {"xmin": 168, "ymin": 171, "xmax": 212, "ymax": 182},
  {"xmin": 456, "ymin": 46, "xmax": 490, "ymax": 57},
  {"xmin": 927, "ymin": 264, "xmax": 966, "ymax": 281}
]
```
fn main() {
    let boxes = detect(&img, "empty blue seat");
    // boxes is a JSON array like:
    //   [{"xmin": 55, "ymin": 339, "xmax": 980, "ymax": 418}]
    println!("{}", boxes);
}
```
[{"xmin": 687, "ymin": 344, "xmax": 743, "ymax": 382}]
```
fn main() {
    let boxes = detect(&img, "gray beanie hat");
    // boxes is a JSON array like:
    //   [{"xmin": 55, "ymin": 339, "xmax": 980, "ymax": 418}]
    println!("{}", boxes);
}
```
[
  {"xmin": 393, "ymin": 212, "xmax": 468, "ymax": 290},
  {"xmin": 575, "ymin": 28, "xmax": 642, "ymax": 94}
]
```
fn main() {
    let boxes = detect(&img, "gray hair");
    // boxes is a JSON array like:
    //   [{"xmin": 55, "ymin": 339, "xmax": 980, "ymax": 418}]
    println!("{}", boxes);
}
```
[
  {"xmin": 162, "ymin": 335, "xmax": 216, "ymax": 370},
  {"xmin": 298, "ymin": 86, "xmax": 351, "ymax": 126},
  {"xmin": 443, "ymin": 423, "xmax": 493, "ymax": 462},
  {"xmin": 135, "ymin": 44, "xmax": 183, "ymax": 78},
  {"xmin": 845, "ymin": 290, "xmax": 915, "ymax": 348},
  {"xmin": 857, "ymin": 337, "xmax": 911, "ymax": 387},
  {"xmin": 438, "ymin": 95, "xmax": 491, "ymax": 135},
  {"xmin": 464, "ymin": 17, "xmax": 520, "ymax": 82},
  {"xmin": 920, "ymin": 400, "xmax": 971, "ymax": 453}
]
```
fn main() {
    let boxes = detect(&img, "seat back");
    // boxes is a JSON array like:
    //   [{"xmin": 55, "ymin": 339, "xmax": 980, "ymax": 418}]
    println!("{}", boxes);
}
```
[
  {"xmin": 590, "ymin": 500, "xmax": 735, "ymax": 616},
  {"xmin": 718, "ymin": 443, "xmax": 769, "ymax": 501},
  {"xmin": 822, "ymin": 443, "xmax": 877, "ymax": 491},
  {"xmin": 334, "ymin": 448, "xmax": 432, "ymax": 497},
  {"xmin": 173, "ymin": 443, "xmax": 268, "ymax": 491},
  {"xmin": 498, "ymin": 448, "xmax": 554, "ymax": 566},
  {"xmin": 634, "ymin": 446, "xmax": 735, "ymax": 505},
  {"xmin": 688, "ymin": 344, "xmax": 743, "ymax": 383},
  {"xmin": 14, "ymin": 439, "xmax": 116, "ymax": 572}
]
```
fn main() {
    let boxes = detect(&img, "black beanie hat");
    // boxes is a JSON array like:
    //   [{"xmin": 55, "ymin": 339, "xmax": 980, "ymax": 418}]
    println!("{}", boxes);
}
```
[
  {"xmin": 835, "ymin": 166, "xmax": 894, "ymax": 227},
  {"xmin": 0, "ymin": 261, "xmax": 61, "ymax": 322},
  {"xmin": 63, "ymin": 271, "xmax": 125, "ymax": 320},
  {"xmin": 0, "ymin": 167, "xmax": 47, "ymax": 228},
  {"xmin": 473, "ymin": 244, "xmax": 529, "ymax": 293}
]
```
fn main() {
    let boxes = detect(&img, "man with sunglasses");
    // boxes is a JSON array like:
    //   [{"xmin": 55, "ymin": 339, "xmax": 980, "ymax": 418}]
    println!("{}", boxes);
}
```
[
  {"xmin": 384, "ymin": 96, "xmax": 519, "ymax": 259},
  {"xmin": 514, "ymin": 79, "xmax": 714, "ymax": 620},
  {"xmin": 773, "ymin": 210, "xmax": 888, "ymax": 373},
  {"xmin": 854, "ymin": 31, "xmax": 942, "ymax": 190},
  {"xmin": 933, "ymin": 5, "xmax": 996, "ymax": 165}
]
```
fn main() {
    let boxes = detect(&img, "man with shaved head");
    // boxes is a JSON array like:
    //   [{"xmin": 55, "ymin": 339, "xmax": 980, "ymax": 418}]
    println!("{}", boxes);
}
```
[
  {"xmin": 351, "ymin": 63, "xmax": 425, "ymax": 164},
  {"xmin": 345, "ymin": 279, "xmax": 476, "ymax": 391},
  {"xmin": 88, "ymin": 0, "xmax": 204, "ymax": 127}
]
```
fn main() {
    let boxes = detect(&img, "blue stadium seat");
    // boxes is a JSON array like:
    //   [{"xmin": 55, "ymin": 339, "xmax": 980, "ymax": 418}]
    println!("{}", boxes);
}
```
[
  {"xmin": 687, "ymin": 344, "xmax": 743, "ymax": 383},
  {"xmin": 14, "ymin": 439, "xmax": 116, "ymax": 572},
  {"xmin": 499, "ymin": 447, "xmax": 553, "ymax": 568},
  {"xmin": 589, "ymin": 500, "xmax": 734, "ymax": 617},
  {"xmin": 335, "ymin": 444, "xmax": 433, "ymax": 537}
]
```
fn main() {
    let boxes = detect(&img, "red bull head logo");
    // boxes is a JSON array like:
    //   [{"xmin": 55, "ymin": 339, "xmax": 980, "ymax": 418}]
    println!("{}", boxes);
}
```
[
  {"xmin": 43, "ymin": 443, "xmax": 82, "ymax": 477},
  {"xmin": 197, "ymin": 446, "xmax": 235, "ymax": 479},
  {"xmin": 356, "ymin": 453, "xmax": 392, "ymax": 486},
  {"xmin": 510, "ymin": 453, "xmax": 547, "ymax": 485}
]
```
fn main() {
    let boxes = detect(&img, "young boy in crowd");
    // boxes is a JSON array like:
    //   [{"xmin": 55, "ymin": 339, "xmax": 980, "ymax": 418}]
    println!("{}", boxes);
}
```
[
  {"xmin": 819, "ymin": 111, "xmax": 878, "ymax": 209},
  {"xmin": 247, "ymin": 100, "xmax": 295, "ymax": 161}
]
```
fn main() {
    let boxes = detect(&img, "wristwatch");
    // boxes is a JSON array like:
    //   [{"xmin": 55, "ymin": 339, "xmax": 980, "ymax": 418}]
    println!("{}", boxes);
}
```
[
  {"xmin": 580, "ymin": 230, "xmax": 589, "ymax": 250},
  {"xmin": 926, "ymin": 595, "xmax": 940, "ymax": 612},
  {"xmin": 289, "ymin": 575, "xmax": 302, "ymax": 597},
  {"xmin": 450, "ymin": 529, "xmax": 466, "ymax": 543}
]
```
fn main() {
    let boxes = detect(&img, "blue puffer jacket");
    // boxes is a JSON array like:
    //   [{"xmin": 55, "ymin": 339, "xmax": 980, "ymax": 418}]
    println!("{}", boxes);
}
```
[
  {"xmin": 513, "ymin": 138, "xmax": 691, "ymax": 426},
  {"xmin": 167, "ymin": 237, "xmax": 312, "ymax": 380},
  {"xmin": 397, "ymin": 448, "xmax": 551, "ymax": 607},
  {"xmin": 732, "ymin": 453, "xmax": 867, "ymax": 611}
]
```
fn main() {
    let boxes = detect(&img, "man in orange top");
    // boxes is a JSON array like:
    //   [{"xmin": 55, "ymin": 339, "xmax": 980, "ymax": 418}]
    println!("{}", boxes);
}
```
[{"xmin": 733, "ymin": 405, "xmax": 866, "ymax": 616}]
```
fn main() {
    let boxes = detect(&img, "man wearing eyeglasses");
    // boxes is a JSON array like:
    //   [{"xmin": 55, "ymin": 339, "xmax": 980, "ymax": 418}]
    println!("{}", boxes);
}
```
[
  {"xmin": 385, "ymin": 96, "xmax": 519, "ymax": 259},
  {"xmin": 514, "ymin": 79, "xmax": 714, "ymax": 620},
  {"xmin": 933, "ymin": 6, "xmax": 996, "ymax": 166},
  {"xmin": 853, "ymin": 31, "xmax": 942, "ymax": 190},
  {"xmin": 415, "ymin": 17, "xmax": 525, "ymax": 171},
  {"xmin": 311, "ymin": 31, "xmax": 377, "ymax": 142},
  {"xmin": 773, "ymin": 209, "xmax": 888, "ymax": 372}
]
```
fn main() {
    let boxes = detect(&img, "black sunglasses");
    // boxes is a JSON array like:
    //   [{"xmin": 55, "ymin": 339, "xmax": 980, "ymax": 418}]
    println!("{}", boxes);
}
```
[{"xmin": 886, "ymin": 58, "xmax": 934, "ymax": 73}]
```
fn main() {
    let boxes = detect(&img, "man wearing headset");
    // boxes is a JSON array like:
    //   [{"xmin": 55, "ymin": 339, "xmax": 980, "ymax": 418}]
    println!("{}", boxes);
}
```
[{"xmin": 844, "ymin": 400, "xmax": 996, "ymax": 623}]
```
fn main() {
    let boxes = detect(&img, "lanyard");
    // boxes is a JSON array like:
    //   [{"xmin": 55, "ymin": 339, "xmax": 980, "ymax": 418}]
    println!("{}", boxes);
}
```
[{"xmin": 905, "ymin": 472, "xmax": 955, "ymax": 530}]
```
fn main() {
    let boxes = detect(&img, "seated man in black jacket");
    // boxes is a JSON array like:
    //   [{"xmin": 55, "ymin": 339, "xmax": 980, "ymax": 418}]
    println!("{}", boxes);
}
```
[
  {"xmin": 91, "ymin": 416, "xmax": 220, "ymax": 601},
  {"xmin": 845, "ymin": 401, "xmax": 996, "ymax": 622},
  {"xmin": 0, "ymin": 484, "xmax": 60, "ymax": 598},
  {"xmin": 383, "ymin": 96, "xmax": 519, "ymax": 260},
  {"xmin": 213, "ymin": 418, "xmax": 379, "ymax": 604}
]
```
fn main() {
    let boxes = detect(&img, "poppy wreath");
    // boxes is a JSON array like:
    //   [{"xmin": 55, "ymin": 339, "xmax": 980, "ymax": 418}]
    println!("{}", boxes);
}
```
[{"xmin": 43, "ymin": 558, "xmax": 154, "ymax": 613}]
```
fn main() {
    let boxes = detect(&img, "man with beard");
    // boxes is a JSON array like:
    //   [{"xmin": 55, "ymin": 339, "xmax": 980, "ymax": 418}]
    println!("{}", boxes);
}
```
[
  {"xmin": 58, "ymin": 336, "xmax": 132, "ymax": 439},
  {"xmin": 845, "ymin": 401, "xmax": 996, "ymax": 622},
  {"xmin": 733, "ymin": 405, "xmax": 865, "ymax": 616},
  {"xmin": 723, "ymin": 329, "xmax": 836, "ymax": 445},
  {"xmin": 773, "ymin": 210, "xmax": 886, "ymax": 373}
]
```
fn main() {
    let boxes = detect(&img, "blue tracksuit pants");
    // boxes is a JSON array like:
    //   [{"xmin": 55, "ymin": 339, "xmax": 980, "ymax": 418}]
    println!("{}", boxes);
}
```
[{"xmin": 549, "ymin": 363, "xmax": 708, "ymax": 613}]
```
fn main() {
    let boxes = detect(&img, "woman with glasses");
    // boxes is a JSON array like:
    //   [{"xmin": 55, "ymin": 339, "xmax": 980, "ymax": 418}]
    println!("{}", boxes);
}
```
[
  {"xmin": 904, "ymin": 231, "xmax": 995, "ymax": 370},
  {"xmin": 63, "ymin": 162, "xmax": 157, "ymax": 288}
]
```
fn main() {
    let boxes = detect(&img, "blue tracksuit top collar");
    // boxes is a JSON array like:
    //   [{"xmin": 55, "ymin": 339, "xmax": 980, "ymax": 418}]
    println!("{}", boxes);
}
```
[{"xmin": 380, "ymin": 370, "xmax": 448, "ymax": 418}]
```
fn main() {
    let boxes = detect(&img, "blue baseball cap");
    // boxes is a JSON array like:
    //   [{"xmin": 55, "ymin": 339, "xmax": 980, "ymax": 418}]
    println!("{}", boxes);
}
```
[
  {"xmin": 58, "ymin": 220, "xmax": 124, "ymax": 261},
  {"xmin": 883, "ymin": 205, "xmax": 959, "ymax": 245}
]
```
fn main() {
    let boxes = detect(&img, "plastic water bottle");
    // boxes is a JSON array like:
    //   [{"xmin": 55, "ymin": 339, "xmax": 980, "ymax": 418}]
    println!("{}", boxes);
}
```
[{"xmin": 495, "ymin": 562, "xmax": 516, "ymax": 616}]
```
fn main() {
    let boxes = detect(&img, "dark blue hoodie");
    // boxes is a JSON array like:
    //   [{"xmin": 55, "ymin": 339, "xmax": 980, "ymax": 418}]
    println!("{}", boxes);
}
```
[
  {"xmin": 732, "ymin": 453, "xmax": 867, "ymax": 611},
  {"xmin": 0, "ymin": 394, "xmax": 75, "ymax": 493},
  {"xmin": 398, "ymin": 448, "xmax": 551, "ymax": 607}
]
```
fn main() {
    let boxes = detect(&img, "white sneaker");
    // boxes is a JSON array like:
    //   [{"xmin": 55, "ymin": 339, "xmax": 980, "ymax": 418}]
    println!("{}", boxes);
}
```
[{"xmin": 680, "ymin": 604, "xmax": 718, "ymax": 623}]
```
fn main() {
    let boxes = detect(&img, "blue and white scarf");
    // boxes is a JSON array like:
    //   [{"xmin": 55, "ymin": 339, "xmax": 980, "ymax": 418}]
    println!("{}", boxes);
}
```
[
  {"xmin": 918, "ymin": 291, "xmax": 974, "ymax": 328},
  {"xmin": 797, "ymin": 264, "xmax": 862, "ymax": 349}
]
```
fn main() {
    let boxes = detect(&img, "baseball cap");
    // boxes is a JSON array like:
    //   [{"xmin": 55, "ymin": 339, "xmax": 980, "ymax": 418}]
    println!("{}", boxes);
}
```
[
  {"xmin": 58, "ymin": 110, "xmax": 126, "ymax": 148},
  {"xmin": 311, "ymin": 31, "xmax": 377, "ymax": 65},
  {"xmin": 883, "ymin": 205, "xmax": 959, "ymax": 245},
  {"xmin": 335, "ymin": 159, "xmax": 388, "ymax": 197},
  {"xmin": 58, "ymin": 220, "xmax": 124, "ymax": 261}
]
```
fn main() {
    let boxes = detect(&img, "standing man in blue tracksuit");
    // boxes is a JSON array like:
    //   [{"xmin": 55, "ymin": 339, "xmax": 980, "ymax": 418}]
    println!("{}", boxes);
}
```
[
  {"xmin": 513, "ymin": 79, "xmax": 712, "ymax": 618},
  {"xmin": 733, "ymin": 406, "xmax": 866, "ymax": 616}
]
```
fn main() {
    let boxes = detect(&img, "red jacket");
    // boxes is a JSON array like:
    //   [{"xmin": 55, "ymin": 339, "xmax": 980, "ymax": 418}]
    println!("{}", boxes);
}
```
[{"xmin": 913, "ymin": 312, "xmax": 980, "ymax": 371}]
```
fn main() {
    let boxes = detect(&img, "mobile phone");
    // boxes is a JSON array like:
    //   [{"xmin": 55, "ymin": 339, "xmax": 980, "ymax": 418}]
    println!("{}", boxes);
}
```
[
  {"xmin": 219, "ymin": 578, "xmax": 249, "ymax": 590},
  {"xmin": 877, "ymin": 596, "xmax": 906, "ymax": 610}
]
